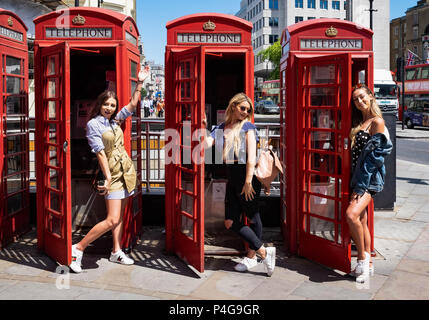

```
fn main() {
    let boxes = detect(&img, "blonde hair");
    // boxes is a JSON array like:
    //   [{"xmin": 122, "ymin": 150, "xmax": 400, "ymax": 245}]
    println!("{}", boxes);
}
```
[
  {"xmin": 350, "ymin": 84, "xmax": 383, "ymax": 148},
  {"xmin": 223, "ymin": 93, "xmax": 254, "ymax": 160}
]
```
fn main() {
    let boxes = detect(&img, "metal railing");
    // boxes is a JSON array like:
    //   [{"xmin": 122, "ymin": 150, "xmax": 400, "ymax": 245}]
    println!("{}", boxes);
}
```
[{"xmin": 28, "ymin": 119, "xmax": 282, "ymax": 195}]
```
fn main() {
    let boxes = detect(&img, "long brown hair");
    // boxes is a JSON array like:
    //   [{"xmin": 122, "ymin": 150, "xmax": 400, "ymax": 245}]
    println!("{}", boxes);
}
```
[
  {"xmin": 88, "ymin": 90, "xmax": 119, "ymax": 121},
  {"xmin": 350, "ymin": 84, "xmax": 383, "ymax": 148},
  {"xmin": 223, "ymin": 93, "xmax": 254, "ymax": 160}
]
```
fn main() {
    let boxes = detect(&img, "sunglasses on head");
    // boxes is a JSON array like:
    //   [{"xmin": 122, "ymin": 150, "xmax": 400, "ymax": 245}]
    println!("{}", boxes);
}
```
[{"xmin": 238, "ymin": 105, "xmax": 252, "ymax": 113}]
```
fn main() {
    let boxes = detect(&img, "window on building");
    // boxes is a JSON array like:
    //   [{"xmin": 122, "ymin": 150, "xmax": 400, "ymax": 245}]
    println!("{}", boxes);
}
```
[
  {"xmin": 413, "ymin": 26, "xmax": 419, "ymax": 39},
  {"xmin": 394, "ymin": 39, "xmax": 398, "ymax": 49},
  {"xmin": 295, "ymin": 16, "xmax": 304, "ymax": 23},
  {"xmin": 269, "ymin": 34, "xmax": 279, "ymax": 44},
  {"xmin": 269, "ymin": 17, "xmax": 279, "ymax": 27},
  {"xmin": 308, "ymin": 0, "xmax": 316, "ymax": 9},
  {"xmin": 269, "ymin": 0, "xmax": 279, "ymax": 9},
  {"xmin": 295, "ymin": 0, "xmax": 304, "ymax": 8},
  {"xmin": 344, "ymin": 0, "xmax": 348, "ymax": 10},
  {"xmin": 394, "ymin": 26, "xmax": 399, "ymax": 35},
  {"xmin": 308, "ymin": 16, "xmax": 316, "ymax": 20},
  {"xmin": 332, "ymin": 1, "xmax": 340, "ymax": 10},
  {"xmin": 320, "ymin": 0, "xmax": 328, "ymax": 10}
]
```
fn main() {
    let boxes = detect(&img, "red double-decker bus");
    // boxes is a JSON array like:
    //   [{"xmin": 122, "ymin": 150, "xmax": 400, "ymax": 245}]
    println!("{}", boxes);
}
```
[
  {"xmin": 261, "ymin": 79, "xmax": 280, "ymax": 104},
  {"xmin": 398, "ymin": 63, "xmax": 429, "ymax": 121}
]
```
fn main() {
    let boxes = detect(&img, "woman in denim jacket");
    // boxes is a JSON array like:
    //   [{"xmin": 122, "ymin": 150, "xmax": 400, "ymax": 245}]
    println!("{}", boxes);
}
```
[{"xmin": 347, "ymin": 84, "xmax": 392, "ymax": 283}]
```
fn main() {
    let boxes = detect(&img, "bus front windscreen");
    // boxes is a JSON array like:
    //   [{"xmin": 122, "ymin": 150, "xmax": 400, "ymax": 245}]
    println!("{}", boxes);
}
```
[{"xmin": 374, "ymin": 84, "xmax": 397, "ymax": 99}]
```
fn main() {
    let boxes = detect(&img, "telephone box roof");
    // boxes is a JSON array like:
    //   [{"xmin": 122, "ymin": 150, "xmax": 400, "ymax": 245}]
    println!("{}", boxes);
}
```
[
  {"xmin": 281, "ymin": 18, "xmax": 373, "ymax": 44},
  {"xmin": 166, "ymin": 12, "xmax": 252, "ymax": 31},
  {"xmin": 0, "ymin": 8, "xmax": 28, "ymax": 31},
  {"xmin": 33, "ymin": 7, "xmax": 138, "ymax": 35}
]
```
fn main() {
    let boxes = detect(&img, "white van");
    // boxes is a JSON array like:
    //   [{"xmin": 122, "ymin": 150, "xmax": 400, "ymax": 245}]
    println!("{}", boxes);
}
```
[{"xmin": 373, "ymin": 69, "xmax": 399, "ymax": 119}]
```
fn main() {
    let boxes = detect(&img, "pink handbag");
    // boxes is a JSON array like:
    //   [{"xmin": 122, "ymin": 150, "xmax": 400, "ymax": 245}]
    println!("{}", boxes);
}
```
[{"xmin": 255, "ymin": 145, "xmax": 283, "ymax": 194}]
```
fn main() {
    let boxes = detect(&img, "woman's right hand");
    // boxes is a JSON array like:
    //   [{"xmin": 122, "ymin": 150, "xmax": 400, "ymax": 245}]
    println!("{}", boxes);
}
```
[{"xmin": 98, "ymin": 179, "xmax": 111, "ymax": 195}]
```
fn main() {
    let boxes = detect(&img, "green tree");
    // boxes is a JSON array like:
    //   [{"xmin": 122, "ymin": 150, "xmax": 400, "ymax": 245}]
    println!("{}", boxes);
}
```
[{"xmin": 257, "ymin": 40, "xmax": 281, "ymax": 80}]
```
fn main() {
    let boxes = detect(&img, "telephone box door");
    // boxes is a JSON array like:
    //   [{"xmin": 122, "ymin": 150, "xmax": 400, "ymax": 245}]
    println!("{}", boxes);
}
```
[
  {"xmin": 296, "ymin": 53, "xmax": 352, "ymax": 273},
  {"xmin": 172, "ymin": 47, "xmax": 205, "ymax": 272},
  {"xmin": 37, "ymin": 42, "xmax": 72, "ymax": 265}
]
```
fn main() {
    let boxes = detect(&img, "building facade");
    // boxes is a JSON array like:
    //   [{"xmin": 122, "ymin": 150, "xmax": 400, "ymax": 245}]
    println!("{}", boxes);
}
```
[
  {"xmin": 62, "ymin": 0, "xmax": 136, "ymax": 20},
  {"xmin": 237, "ymin": 0, "xmax": 390, "ymax": 94},
  {"xmin": 390, "ymin": 0, "xmax": 429, "ymax": 71},
  {"xmin": 144, "ymin": 60, "xmax": 165, "ymax": 99}
]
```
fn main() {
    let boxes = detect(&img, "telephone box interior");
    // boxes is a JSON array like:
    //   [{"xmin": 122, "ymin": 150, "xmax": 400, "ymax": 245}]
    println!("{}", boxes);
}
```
[
  {"xmin": 34, "ymin": 8, "xmax": 141, "ymax": 264},
  {"xmin": 280, "ymin": 19, "xmax": 374, "ymax": 273},
  {"xmin": 165, "ymin": 14, "xmax": 254, "ymax": 271}
]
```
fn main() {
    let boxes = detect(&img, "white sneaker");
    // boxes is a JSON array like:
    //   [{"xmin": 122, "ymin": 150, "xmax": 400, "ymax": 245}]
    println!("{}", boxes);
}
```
[
  {"xmin": 234, "ymin": 256, "xmax": 258, "ymax": 272},
  {"xmin": 262, "ymin": 247, "xmax": 276, "ymax": 277},
  {"xmin": 69, "ymin": 244, "xmax": 83, "ymax": 273},
  {"xmin": 109, "ymin": 249, "xmax": 134, "ymax": 265},
  {"xmin": 354, "ymin": 252, "xmax": 370, "ymax": 283}
]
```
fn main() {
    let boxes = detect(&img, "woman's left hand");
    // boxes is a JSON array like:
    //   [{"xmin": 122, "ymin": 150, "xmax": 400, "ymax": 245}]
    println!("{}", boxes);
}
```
[
  {"xmin": 138, "ymin": 65, "xmax": 150, "ymax": 82},
  {"xmin": 241, "ymin": 181, "xmax": 256, "ymax": 201}
]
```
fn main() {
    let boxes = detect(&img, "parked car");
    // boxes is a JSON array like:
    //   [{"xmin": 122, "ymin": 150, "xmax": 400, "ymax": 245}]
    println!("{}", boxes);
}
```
[{"xmin": 255, "ymin": 100, "xmax": 279, "ymax": 114}]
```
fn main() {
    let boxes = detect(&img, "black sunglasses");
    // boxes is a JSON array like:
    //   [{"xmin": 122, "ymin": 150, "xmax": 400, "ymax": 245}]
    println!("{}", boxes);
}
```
[{"xmin": 238, "ymin": 105, "xmax": 252, "ymax": 113}]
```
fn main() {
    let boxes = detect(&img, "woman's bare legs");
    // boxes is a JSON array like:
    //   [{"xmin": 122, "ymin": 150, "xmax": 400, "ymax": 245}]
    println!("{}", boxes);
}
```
[
  {"xmin": 346, "ymin": 192, "xmax": 372, "ymax": 261},
  {"xmin": 75, "ymin": 198, "xmax": 123, "ymax": 252},
  {"xmin": 111, "ymin": 198, "xmax": 128, "ymax": 253}
]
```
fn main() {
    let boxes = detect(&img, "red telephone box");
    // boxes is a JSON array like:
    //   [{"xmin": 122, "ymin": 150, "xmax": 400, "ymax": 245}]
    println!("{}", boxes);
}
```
[
  {"xmin": 280, "ymin": 19, "xmax": 374, "ymax": 273},
  {"xmin": 164, "ymin": 13, "xmax": 254, "ymax": 273},
  {"xmin": 0, "ymin": 9, "xmax": 30, "ymax": 249},
  {"xmin": 33, "ymin": 8, "xmax": 142, "ymax": 266}
]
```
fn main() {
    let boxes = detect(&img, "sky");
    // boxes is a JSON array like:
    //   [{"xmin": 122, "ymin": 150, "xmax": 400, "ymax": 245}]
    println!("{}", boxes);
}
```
[{"xmin": 137, "ymin": 0, "xmax": 420, "ymax": 66}]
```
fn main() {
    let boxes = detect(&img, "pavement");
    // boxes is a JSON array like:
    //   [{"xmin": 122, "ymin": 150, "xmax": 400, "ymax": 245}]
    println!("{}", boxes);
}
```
[{"xmin": 0, "ymin": 126, "xmax": 429, "ymax": 301}]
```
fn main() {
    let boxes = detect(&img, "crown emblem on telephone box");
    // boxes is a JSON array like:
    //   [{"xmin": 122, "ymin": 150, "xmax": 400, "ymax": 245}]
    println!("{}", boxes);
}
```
[
  {"xmin": 72, "ymin": 14, "xmax": 86, "ymax": 25},
  {"xmin": 203, "ymin": 20, "xmax": 216, "ymax": 31},
  {"xmin": 325, "ymin": 26, "xmax": 338, "ymax": 37},
  {"xmin": 8, "ymin": 17, "xmax": 13, "ymax": 27}
]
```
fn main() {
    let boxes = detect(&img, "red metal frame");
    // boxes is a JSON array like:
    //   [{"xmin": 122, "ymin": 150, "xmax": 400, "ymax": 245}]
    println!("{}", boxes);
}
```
[
  {"xmin": 0, "ymin": 9, "xmax": 30, "ymax": 249},
  {"xmin": 280, "ymin": 19, "xmax": 374, "ymax": 273},
  {"xmin": 34, "ymin": 8, "xmax": 142, "ymax": 265},
  {"xmin": 165, "ymin": 13, "xmax": 253, "ymax": 273}
]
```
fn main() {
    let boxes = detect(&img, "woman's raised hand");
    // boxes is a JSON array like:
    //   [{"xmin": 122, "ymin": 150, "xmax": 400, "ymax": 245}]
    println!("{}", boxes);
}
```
[{"xmin": 138, "ymin": 65, "xmax": 150, "ymax": 82}]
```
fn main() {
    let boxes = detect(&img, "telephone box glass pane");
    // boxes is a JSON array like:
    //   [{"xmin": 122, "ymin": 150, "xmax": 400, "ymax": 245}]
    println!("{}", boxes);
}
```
[
  {"xmin": 49, "ymin": 147, "xmax": 59, "ymax": 167},
  {"xmin": 5, "ymin": 135, "xmax": 23, "ymax": 154},
  {"xmin": 308, "ymin": 195, "xmax": 335, "ymax": 219},
  {"xmin": 310, "ymin": 216, "xmax": 335, "ymax": 242},
  {"xmin": 50, "ymin": 191, "xmax": 60, "ymax": 212},
  {"xmin": 47, "ymin": 57, "xmax": 56, "ymax": 75},
  {"xmin": 48, "ymin": 101, "xmax": 57, "ymax": 119},
  {"xmin": 131, "ymin": 80, "xmax": 137, "ymax": 96},
  {"xmin": 310, "ymin": 131, "xmax": 335, "ymax": 151},
  {"xmin": 6, "ymin": 154, "xmax": 23, "ymax": 174},
  {"xmin": 310, "ymin": 109, "xmax": 335, "ymax": 129},
  {"xmin": 310, "ymin": 87, "xmax": 336, "ymax": 106},
  {"xmin": 180, "ymin": 192, "xmax": 194, "ymax": 217},
  {"xmin": 50, "ymin": 214, "xmax": 62, "ymax": 237},
  {"xmin": 6, "ymin": 77, "xmax": 20, "ymax": 94},
  {"xmin": 310, "ymin": 153, "xmax": 336, "ymax": 174},
  {"xmin": 130, "ymin": 61, "xmax": 137, "ymax": 78},
  {"xmin": 49, "ymin": 168, "xmax": 59, "ymax": 190},
  {"xmin": 5, "ymin": 117, "xmax": 22, "ymax": 133},
  {"xmin": 5, "ymin": 96, "xmax": 22, "ymax": 114},
  {"xmin": 6, "ymin": 56, "xmax": 21, "ymax": 75},
  {"xmin": 310, "ymin": 65, "xmax": 335, "ymax": 84},
  {"xmin": 180, "ymin": 61, "xmax": 191, "ymax": 79},
  {"xmin": 180, "ymin": 215, "xmax": 194, "ymax": 239},
  {"xmin": 7, "ymin": 193, "xmax": 23, "ymax": 215},
  {"xmin": 47, "ymin": 79, "xmax": 57, "ymax": 98},
  {"xmin": 49, "ymin": 123, "xmax": 57, "ymax": 144},
  {"xmin": 310, "ymin": 175, "xmax": 336, "ymax": 197},
  {"xmin": 7, "ymin": 174, "xmax": 23, "ymax": 194}
]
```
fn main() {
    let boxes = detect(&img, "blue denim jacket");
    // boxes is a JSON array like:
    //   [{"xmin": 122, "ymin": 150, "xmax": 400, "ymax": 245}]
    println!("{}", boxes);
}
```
[{"xmin": 350, "ymin": 131, "xmax": 393, "ymax": 196}]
